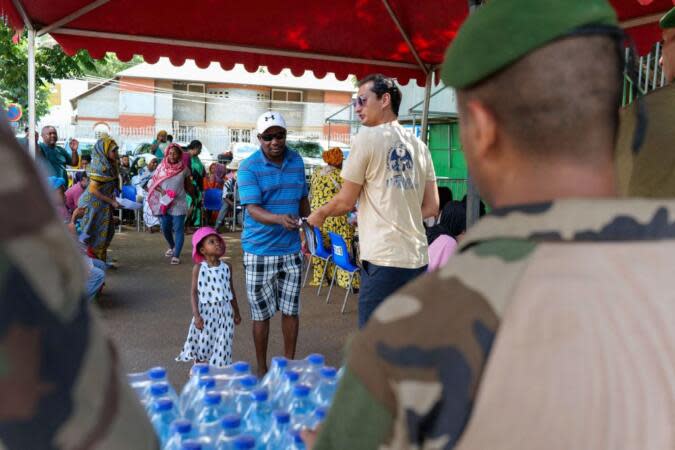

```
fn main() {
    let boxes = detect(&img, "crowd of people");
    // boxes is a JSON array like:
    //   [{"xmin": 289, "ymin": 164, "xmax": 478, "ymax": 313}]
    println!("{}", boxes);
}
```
[{"xmin": 4, "ymin": 0, "xmax": 675, "ymax": 448}]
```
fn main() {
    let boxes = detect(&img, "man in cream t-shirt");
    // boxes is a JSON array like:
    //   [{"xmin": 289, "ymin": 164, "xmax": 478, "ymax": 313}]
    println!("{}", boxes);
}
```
[{"xmin": 308, "ymin": 73, "xmax": 439, "ymax": 327}]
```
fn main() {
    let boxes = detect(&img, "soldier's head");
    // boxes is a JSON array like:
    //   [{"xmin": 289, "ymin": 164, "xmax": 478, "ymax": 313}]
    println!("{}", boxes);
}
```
[{"xmin": 442, "ymin": 0, "xmax": 622, "ymax": 207}]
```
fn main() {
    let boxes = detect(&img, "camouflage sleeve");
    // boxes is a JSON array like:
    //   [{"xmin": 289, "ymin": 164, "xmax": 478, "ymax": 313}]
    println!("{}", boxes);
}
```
[
  {"xmin": 0, "ymin": 113, "xmax": 158, "ymax": 450},
  {"xmin": 340, "ymin": 270, "xmax": 499, "ymax": 448},
  {"xmin": 313, "ymin": 367, "xmax": 393, "ymax": 450}
]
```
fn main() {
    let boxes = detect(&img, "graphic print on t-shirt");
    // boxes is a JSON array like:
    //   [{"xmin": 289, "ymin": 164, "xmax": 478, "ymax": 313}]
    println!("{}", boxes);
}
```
[{"xmin": 386, "ymin": 141, "xmax": 416, "ymax": 189}]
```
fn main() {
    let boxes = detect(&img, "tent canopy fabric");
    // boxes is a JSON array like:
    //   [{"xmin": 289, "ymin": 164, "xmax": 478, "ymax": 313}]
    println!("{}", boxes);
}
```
[{"xmin": 1, "ymin": 0, "xmax": 673, "ymax": 86}]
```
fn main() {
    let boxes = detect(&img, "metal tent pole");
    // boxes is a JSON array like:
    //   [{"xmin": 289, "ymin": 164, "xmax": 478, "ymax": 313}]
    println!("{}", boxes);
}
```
[
  {"xmin": 27, "ymin": 29, "xmax": 37, "ymax": 159},
  {"xmin": 420, "ymin": 70, "xmax": 433, "ymax": 144},
  {"xmin": 465, "ymin": 0, "xmax": 481, "ymax": 227}
]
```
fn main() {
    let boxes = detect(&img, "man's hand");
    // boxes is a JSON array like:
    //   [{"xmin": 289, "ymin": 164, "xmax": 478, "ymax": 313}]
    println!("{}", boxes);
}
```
[
  {"xmin": 277, "ymin": 214, "xmax": 300, "ymax": 231},
  {"xmin": 234, "ymin": 309, "xmax": 242, "ymax": 325},
  {"xmin": 69, "ymin": 138, "xmax": 79, "ymax": 152},
  {"xmin": 111, "ymin": 199, "xmax": 121, "ymax": 209},
  {"xmin": 307, "ymin": 209, "xmax": 327, "ymax": 229}
]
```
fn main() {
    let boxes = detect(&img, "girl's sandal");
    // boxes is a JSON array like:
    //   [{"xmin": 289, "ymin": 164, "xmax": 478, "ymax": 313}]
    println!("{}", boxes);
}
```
[
  {"xmin": 170, "ymin": 257, "xmax": 180, "ymax": 265},
  {"xmin": 164, "ymin": 249, "xmax": 174, "ymax": 257}
]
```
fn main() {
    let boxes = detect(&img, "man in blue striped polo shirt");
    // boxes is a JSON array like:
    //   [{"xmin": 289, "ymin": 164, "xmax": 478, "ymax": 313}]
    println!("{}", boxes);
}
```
[{"xmin": 238, "ymin": 111, "xmax": 310, "ymax": 376}]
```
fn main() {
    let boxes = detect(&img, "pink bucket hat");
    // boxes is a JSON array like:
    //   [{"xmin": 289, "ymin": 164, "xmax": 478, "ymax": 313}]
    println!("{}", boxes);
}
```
[{"xmin": 191, "ymin": 227, "xmax": 225, "ymax": 264}]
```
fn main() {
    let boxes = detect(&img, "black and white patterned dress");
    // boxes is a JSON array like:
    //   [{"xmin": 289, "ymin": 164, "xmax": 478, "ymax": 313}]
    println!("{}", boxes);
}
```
[{"xmin": 176, "ymin": 261, "xmax": 234, "ymax": 367}]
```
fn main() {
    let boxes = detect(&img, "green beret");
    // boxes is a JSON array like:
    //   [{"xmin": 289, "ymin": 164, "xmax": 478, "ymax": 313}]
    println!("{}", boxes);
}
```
[
  {"xmin": 441, "ymin": 0, "xmax": 618, "ymax": 89},
  {"xmin": 660, "ymin": 7, "xmax": 675, "ymax": 29}
]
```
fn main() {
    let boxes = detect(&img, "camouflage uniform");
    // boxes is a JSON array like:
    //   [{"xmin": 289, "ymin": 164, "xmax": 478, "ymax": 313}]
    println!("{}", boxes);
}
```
[
  {"xmin": 315, "ymin": 200, "xmax": 675, "ymax": 449},
  {"xmin": 0, "ymin": 113, "xmax": 158, "ymax": 449}
]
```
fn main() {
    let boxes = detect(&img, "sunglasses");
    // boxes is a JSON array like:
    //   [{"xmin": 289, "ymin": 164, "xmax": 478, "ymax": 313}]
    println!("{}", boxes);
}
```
[
  {"xmin": 352, "ymin": 95, "xmax": 368, "ymax": 107},
  {"xmin": 260, "ymin": 131, "xmax": 287, "ymax": 142}
]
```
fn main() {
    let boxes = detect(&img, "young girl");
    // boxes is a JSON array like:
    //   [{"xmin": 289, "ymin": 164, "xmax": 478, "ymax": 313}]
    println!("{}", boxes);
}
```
[{"xmin": 176, "ymin": 227, "xmax": 241, "ymax": 367}]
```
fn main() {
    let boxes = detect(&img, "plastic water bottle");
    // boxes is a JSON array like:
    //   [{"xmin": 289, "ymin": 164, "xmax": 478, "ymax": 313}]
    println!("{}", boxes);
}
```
[
  {"xmin": 288, "ymin": 385, "xmax": 314, "ymax": 430},
  {"xmin": 164, "ymin": 419, "xmax": 196, "ymax": 450},
  {"xmin": 265, "ymin": 410, "xmax": 292, "ymax": 450},
  {"xmin": 144, "ymin": 382, "xmax": 179, "ymax": 415},
  {"xmin": 150, "ymin": 397, "xmax": 179, "ymax": 447},
  {"xmin": 311, "ymin": 366, "xmax": 338, "ymax": 408},
  {"xmin": 288, "ymin": 430, "xmax": 306, "ymax": 450},
  {"xmin": 262, "ymin": 357, "xmax": 288, "ymax": 388},
  {"xmin": 271, "ymin": 369, "xmax": 300, "ymax": 409},
  {"xmin": 232, "ymin": 435, "xmax": 256, "ymax": 450},
  {"xmin": 187, "ymin": 376, "xmax": 217, "ymax": 420},
  {"xmin": 233, "ymin": 375, "xmax": 258, "ymax": 415},
  {"xmin": 143, "ymin": 366, "xmax": 171, "ymax": 400},
  {"xmin": 243, "ymin": 388, "xmax": 272, "ymax": 437},
  {"xmin": 181, "ymin": 439, "xmax": 203, "ymax": 450},
  {"xmin": 305, "ymin": 407, "xmax": 328, "ymax": 430},
  {"xmin": 180, "ymin": 363, "xmax": 211, "ymax": 413},
  {"xmin": 215, "ymin": 414, "xmax": 242, "ymax": 450},
  {"xmin": 213, "ymin": 361, "xmax": 251, "ymax": 388},
  {"xmin": 197, "ymin": 391, "xmax": 225, "ymax": 442},
  {"xmin": 300, "ymin": 354, "xmax": 325, "ymax": 387}
]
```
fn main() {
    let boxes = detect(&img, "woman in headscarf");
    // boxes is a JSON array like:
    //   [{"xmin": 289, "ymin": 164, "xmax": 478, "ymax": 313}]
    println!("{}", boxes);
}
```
[
  {"xmin": 203, "ymin": 163, "xmax": 225, "ymax": 190},
  {"xmin": 185, "ymin": 140, "xmax": 205, "ymax": 228},
  {"xmin": 147, "ymin": 143, "xmax": 194, "ymax": 264},
  {"xmin": 77, "ymin": 137, "xmax": 121, "ymax": 261},
  {"xmin": 135, "ymin": 157, "xmax": 161, "ymax": 230},
  {"xmin": 151, "ymin": 130, "xmax": 169, "ymax": 160},
  {"xmin": 308, "ymin": 147, "xmax": 359, "ymax": 290}
]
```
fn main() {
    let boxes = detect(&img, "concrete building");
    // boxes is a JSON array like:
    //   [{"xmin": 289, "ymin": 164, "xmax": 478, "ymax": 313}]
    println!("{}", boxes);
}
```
[{"xmin": 70, "ymin": 58, "xmax": 356, "ymax": 153}]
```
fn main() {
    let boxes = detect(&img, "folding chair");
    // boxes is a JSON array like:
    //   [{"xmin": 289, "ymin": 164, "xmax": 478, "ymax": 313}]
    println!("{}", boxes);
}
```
[
  {"xmin": 326, "ymin": 232, "xmax": 360, "ymax": 313},
  {"xmin": 202, "ymin": 188, "xmax": 223, "ymax": 227},
  {"xmin": 302, "ymin": 226, "xmax": 333, "ymax": 295}
]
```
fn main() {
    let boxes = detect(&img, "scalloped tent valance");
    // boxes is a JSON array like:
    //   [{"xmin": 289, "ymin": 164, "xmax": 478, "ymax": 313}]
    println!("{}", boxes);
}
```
[{"xmin": 1, "ymin": 0, "xmax": 673, "ymax": 87}]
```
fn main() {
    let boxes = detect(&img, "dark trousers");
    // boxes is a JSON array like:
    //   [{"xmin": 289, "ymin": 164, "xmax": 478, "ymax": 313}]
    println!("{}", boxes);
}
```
[{"xmin": 358, "ymin": 261, "xmax": 426, "ymax": 328}]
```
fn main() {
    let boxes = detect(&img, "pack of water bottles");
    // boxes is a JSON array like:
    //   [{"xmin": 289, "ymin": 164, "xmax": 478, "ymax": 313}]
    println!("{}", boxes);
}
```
[{"xmin": 128, "ymin": 354, "xmax": 343, "ymax": 450}]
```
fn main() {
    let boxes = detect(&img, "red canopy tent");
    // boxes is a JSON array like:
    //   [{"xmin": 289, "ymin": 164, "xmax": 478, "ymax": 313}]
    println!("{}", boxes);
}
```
[{"xmin": 1, "ymin": 0, "xmax": 672, "ymax": 155}]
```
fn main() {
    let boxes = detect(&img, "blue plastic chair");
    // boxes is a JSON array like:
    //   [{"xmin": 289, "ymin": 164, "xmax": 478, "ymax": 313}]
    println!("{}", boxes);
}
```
[
  {"xmin": 121, "ymin": 185, "xmax": 137, "ymax": 202},
  {"xmin": 302, "ymin": 226, "xmax": 333, "ymax": 295},
  {"xmin": 326, "ymin": 232, "xmax": 360, "ymax": 313},
  {"xmin": 203, "ymin": 188, "xmax": 223, "ymax": 211},
  {"xmin": 118, "ymin": 185, "xmax": 141, "ymax": 231}
]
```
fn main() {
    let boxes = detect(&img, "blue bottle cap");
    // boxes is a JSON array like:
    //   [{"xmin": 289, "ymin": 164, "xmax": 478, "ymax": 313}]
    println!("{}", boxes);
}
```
[
  {"xmin": 204, "ymin": 391, "xmax": 221, "ymax": 405},
  {"xmin": 252, "ymin": 388, "xmax": 268, "ymax": 402},
  {"xmin": 320, "ymin": 366, "xmax": 337, "ymax": 378},
  {"xmin": 273, "ymin": 410, "xmax": 290, "ymax": 424},
  {"xmin": 291, "ymin": 429, "xmax": 304, "ymax": 444},
  {"xmin": 191, "ymin": 363, "xmax": 210, "ymax": 376},
  {"xmin": 148, "ymin": 366, "xmax": 167, "ymax": 380},
  {"xmin": 197, "ymin": 375, "xmax": 216, "ymax": 388},
  {"xmin": 153, "ymin": 397, "xmax": 174, "ymax": 412},
  {"xmin": 149, "ymin": 382, "xmax": 170, "ymax": 396},
  {"xmin": 293, "ymin": 384, "xmax": 311, "ymax": 397},
  {"xmin": 314, "ymin": 407, "xmax": 328, "ymax": 420},
  {"xmin": 271, "ymin": 356, "xmax": 288, "ymax": 368},
  {"xmin": 171, "ymin": 419, "xmax": 192, "ymax": 434},
  {"xmin": 221, "ymin": 414, "xmax": 242, "ymax": 430},
  {"xmin": 284, "ymin": 369, "xmax": 300, "ymax": 382},
  {"xmin": 181, "ymin": 440, "xmax": 202, "ymax": 450},
  {"xmin": 238, "ymin": 375, "xmax": 257, "ymax": 388},
  {"xmin": 233, "ymin": 361, "xmax": 250, "ymax": 373},
  {"xmin": 233, "ymin": 435, "xmax": 256, "ymax": 449},
  {"xmin": 307, "ymin": 354, "xmax": 325, "ymax": 366}
]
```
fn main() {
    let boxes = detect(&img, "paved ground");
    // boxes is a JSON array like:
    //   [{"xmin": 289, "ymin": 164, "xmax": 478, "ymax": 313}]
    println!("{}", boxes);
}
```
[{"xmin": 95, "ymin": 226, "xmax": 358, "ymax": 389}]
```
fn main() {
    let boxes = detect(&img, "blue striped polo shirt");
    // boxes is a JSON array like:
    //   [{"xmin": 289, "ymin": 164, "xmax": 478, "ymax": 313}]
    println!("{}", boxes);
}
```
[{"xmin": 238, "ymin": 147, "xmax": 308, "ymax": 256}]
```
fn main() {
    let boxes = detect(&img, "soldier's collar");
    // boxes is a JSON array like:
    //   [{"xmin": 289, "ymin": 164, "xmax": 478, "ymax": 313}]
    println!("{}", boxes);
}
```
[{"xmin": 459, "ymin": 198, "xmax": 675, "ymax": 252}]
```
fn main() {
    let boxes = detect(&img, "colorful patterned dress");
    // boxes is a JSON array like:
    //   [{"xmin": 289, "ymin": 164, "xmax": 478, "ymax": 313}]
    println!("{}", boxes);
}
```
[
  {"xmin": 78, "ymin": 138, "xmax": 118, "ymax": 261},
  {"xmin": 309, "ymin": 167, "xmax": 360, "ymax": 289}
]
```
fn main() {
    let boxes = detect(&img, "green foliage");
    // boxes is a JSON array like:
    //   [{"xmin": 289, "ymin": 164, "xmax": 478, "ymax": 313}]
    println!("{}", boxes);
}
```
[{"xmin": 0, "ymin": 20, "xmax": 142, "ymax": 121}]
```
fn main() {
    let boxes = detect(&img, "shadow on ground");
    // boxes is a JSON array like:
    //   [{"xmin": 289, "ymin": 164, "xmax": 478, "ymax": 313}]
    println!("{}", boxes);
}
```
[{"xmin": 96, "ymin": 227, "xmax": 358, "ymax": 389}]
